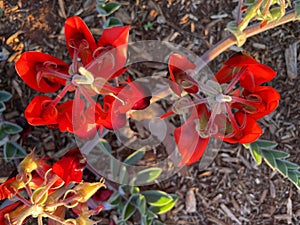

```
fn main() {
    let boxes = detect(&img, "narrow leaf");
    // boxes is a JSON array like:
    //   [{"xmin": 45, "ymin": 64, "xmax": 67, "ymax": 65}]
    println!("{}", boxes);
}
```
[
  {"xmin": 135, "ymin": 168, "xmax": 162, "ymax": 184},
  {"xmin": 0, "ymin": 102, "xmax": 6, "ymax": 113},
  {"xmin": 0, "ymin": 91, "xmax": 12, "ymax": 102},
  {"xmin": 265, "ymin": 149, "xmax": 290, "ymax": 159},
  {"xmin": 103, "ymin": 17, "xmax": 123, "ymax": 28},
  {"xmin": 0, "ymin": 127, "xmax": 8, "ymax": 141},
  {"xmin": 276, "ymin": 160, "xmax": 288, "ymax": 177},
  {"xmin": 249, "ymin": 142, "xmax": 262, "ymax": 165},
  {"xmin": 137, "ymin": 194, "xmax": 146, "ymax": 214},
  {"xmin": 255, "ymin": 140, "xmax": 278, "ymax": 149},
  {"xmin": 124, "ymin": 147, "xmax": 146, "ymax": 165},
  {"xmin": 261, "ymin": 149, "xmax": 277, "ymax": 168},
  {"xmin": 122, "ymin": 197, "xmax": 136, "ymax": 221},
  {"xmin": 141, "ymin": 216, "xmax": 153, "ymax": 225},
  {"xmin": 108, "ymin": 192, "xmax": 121, "ymax": 206},
  {"xmin": 1, "ymin": 122, "xmax": 23, "ymax": 134},
  {"xmin": 97, "ymin": 2, "xmax": 121, "ymax": 16},
  {"xmin": 4, "ymin": 141, "xmax": 25, "ymax": 161},
  {"xmin": 284, "ymin": 161, "xmax": 300, "ymax": 170},
  {"xmin": 97, "ymin": 138, "xmax": 112, "ymax": 153},
  {"xmin": 287, "ymin": 171, "xmax": 299, "ymax": 184},
  {"xmin": 142, "ymin": 190, "xmax": 173, "ymax": 207},
  {"xmin": 149, "ymin": 194, "xmax": 178, "ymax": 215},
  {"xmin": 119, "ymin": 165, "xmax": 129, "ymax": 184}
]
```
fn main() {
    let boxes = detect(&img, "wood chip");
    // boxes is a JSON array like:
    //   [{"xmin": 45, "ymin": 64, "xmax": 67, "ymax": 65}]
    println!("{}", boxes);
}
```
[
  {"xmin": 180, "ymin": 14, "xmax": 189, "ymax": 24},
  {"xmin": 12, "ymin": 80, "xmax": 22, "ymax": 98},
  {"xmin": 58, "ymin": 0, "xmax": 67, "ymax": 18},
  {"xmin": 252, "ymin": 42, "xmax": 267, "ymax": 49},
  {"xmin": 287, "ymin": 198, "xmax": 292, "ymax": 224},
  {"xmin": 207, "ymin": 215, "xmax": 227, "ymax": 225},
  {"xmin": 285, "ymin": 42, "xmax": 298, "ymax": 79},
  {"xmin": 269, "ymin": 180, "xmax": 276, "ymax": 198},
  {"xmin": 185, "ymin": 188, "xmax": 197, "ymax": 213},
  {"xmin": 190, "ymin": 22, "xmax": 195, "ymax": 33},
  {"xmin": 220, "ymin": 203, "xmax": 242, "ymax": 225}
]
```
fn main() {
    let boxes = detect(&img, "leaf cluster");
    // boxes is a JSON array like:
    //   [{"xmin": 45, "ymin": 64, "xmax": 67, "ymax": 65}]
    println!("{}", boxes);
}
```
[{"xmin": 0, "ymin": 90, "xmax": 26, "ymax": 161}]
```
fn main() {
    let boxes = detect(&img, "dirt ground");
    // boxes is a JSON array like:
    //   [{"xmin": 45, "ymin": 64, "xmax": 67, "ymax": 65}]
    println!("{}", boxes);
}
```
[{"xmin": 1, "ymin": 0, "xmax": 300, "ymax": 224}]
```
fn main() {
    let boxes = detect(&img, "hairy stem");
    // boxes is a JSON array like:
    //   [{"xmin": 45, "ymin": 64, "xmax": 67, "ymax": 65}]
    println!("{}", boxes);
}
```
[{"xmin": 194, "ymin": 10, "xmax": 297, "ymax": 73}]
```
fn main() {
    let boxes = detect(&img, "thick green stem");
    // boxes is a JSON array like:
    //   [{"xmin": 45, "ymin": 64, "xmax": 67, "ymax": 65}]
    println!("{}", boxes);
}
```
[{"xmin": 194, "ymin": 10, "xmax": 297, "ymax": 73}]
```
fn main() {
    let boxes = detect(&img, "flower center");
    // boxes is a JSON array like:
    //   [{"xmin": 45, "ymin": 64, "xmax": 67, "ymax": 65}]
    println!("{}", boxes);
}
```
[{"xmin": 215, "ymin": 94, "xmax": 232, "ymax": 103}]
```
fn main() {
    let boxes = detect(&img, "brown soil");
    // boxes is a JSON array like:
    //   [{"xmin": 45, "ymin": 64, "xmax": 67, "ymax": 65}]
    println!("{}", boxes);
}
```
[{"xmin": 1, "ymin": 0, "xmax": 300, "ymax": 224}]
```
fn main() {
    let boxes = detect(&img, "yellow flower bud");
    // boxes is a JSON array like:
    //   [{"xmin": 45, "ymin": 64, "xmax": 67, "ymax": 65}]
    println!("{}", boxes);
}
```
[
  {"xmin": 17, "ymin": 151, "xmax": 38, "ymax": 174},
  {"xmin": 74, "ymin": 180, "xmax": 106, "ymax": 203}
]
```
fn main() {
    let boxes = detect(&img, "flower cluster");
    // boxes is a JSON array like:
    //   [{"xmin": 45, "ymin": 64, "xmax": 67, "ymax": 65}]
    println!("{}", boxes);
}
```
[
  {"xmin": 0, "ymin": 149, "xmax": 106, "ymax": 225},
  {"xmin": 168, "ymin": 53, "xmax": 280, "ymax": 165},
  {"xmin": 15, "ymin": 16, "xmax": 151, "ymax": 139}
]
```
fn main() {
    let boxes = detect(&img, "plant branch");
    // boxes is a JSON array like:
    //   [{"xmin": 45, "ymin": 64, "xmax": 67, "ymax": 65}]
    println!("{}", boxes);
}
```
[{"xmin": 194, "ymin": 10, "xmax": 297, "ymax": 73}]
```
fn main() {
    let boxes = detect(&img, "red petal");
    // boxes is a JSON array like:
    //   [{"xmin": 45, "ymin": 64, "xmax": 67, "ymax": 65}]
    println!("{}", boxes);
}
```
[
  {"xmin": 224, "ymin": 54, "xmax": 259, "ymax": 66},
  {"xmin": 25, "ymin": 96, "xmax": 58, "ymax": 125},
  {"xmin": 174, "ymin": 120, "xmax": 209, "ymax": 166},
  {"xmin": 168, "ymin": 54, "xmax": 197, "ymax": 96},
  {"xmin": 0, "ymin": 201, "xmax": 21, "ymax": 224},
  {"xmin": 174, "ymin": 104, "xmax": 210, "ymax": 165},
  {"xmin": 52, "ymin": 148, "xmax": 86, "ymax": 185},
  {"xmin": 97, "ymin": 26, "xmax": 130, "ymax": 48},
  {"xmin": 222, "ymin": 113, "xmax": 262, "ymax": 144},
  {"xmin": 215, "ymin": 54, "xmax": 277, "ymax": 90},
  {"xmin": 15, "ymin": 52, "xmax": 68, "ymax": 93},
  {"xmin": 97, "ymin": 95, "xmax": 127, "ymax": 130},
  {"xmin": 0, "ymin": 178, "xmax": 16, "ymax": 200},
  {"xmin": 92, "ymin": 188, "xmax": 113, "ymax": 201},
  {"xmin": 65, "ymin": 16, "xmax": 97, "ymax": 64},
  {"xmin": 118, "ymin": 82, "xmax": 152, "ymax": 111},
  {"xmin": 57, "ymin": 100, "xmax": 76, "ymax": 132},
  {"xmin": 86, "ymin": 26, "xmax": 130, "ymax": 80},
  {"xmin": 243, "ymin": 86, "xmax": 280, "ymax": 119},
  {"xmin": 214, "ymin": 65, "xmax": 235, "ymax": 84},
  {"xmin": 240, "ymin": 64, "xmax": 277, "ymax": 91}
]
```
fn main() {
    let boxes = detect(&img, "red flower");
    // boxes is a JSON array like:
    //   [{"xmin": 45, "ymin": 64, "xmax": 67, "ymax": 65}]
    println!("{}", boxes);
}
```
[
  {"xmin": 16, "ymin": 16, "xmax": 138, "ymax": 137},
  {"xmin": 52, "ymin": 148, "xmax": 86, "ymax": 186},
  {"xmin": 168, "ymin": 53, "xmax": 198, "ymax": 96},
  {"xmin": 24, "ymin": 96, "xmax": 58, "ymax": 125},
  {"xmin": 165, "ymin": 53, "xmax": 280, "ymax": 165},
  {"xmin": 215, "ymin": 53, "xmax": 276, "ymax": 91},
  {"xmin": 15, "ymin": 52, "xmax": 69, "ymax": 93},
  {"xmin": 174, "ymin": 104, "xmax": 210, "ymax": 165}
]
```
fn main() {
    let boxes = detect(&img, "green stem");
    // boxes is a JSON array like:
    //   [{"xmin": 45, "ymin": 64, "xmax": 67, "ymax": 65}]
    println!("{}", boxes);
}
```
[{"xmin": 194, "ymin": 10, "xmax": 297, "ymax": 73}]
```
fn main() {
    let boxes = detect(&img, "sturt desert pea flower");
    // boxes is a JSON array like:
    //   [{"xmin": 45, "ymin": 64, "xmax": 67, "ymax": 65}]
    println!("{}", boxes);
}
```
[
  {"xmin": 167, "ymin": 53, "xmax": 280, "ymax": 165},
  {"xmin": 16, "ymin": 16, "xmax": 151, "ymax": 138},
  {"xmin": 0, "ymin": 151, "xmax": 106, "ymax": 225}
]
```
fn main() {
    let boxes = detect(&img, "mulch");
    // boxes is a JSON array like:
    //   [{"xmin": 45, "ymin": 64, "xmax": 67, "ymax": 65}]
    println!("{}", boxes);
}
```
[{"xmin": 1, "ymin": 0, "xmax": 300, "ymax": 224}]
